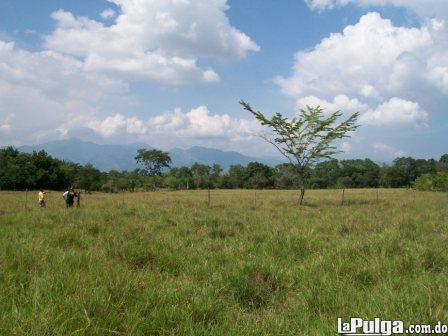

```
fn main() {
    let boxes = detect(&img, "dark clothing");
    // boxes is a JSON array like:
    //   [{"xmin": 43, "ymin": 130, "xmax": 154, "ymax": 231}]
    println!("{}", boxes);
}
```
[{"xmin": 66, "ymin": 192, "xmax": 76, "ymax": 208}]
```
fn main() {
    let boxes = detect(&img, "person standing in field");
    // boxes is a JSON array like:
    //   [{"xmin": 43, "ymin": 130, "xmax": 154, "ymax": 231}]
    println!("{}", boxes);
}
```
[
  {"xmin": 38, "ymin": 189, "xmax": 46, "ymax": 208},
  {"xmin": 63, "ymin": 188, "xmax": 77, "ymax": 208},
  {"xmin": 63, "ymin": 189, "xmax": 69, "ymax": 206}
]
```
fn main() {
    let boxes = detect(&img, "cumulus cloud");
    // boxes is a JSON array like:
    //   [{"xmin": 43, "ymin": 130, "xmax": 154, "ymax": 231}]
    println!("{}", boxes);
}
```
[
  {"xmin": 373, "ymin": 142, "xmax": 406, "ymax": 157},
  {"xmin": 0, "ymin": 39, "xmax": 132, "ymax": 144},
  {"xmin": 85, "ymin": 113, "xmax": 149, "ymax": 138},
  {"xmin": 44, "ymin": 0, "xmax": 259, "ymax": 84},
  {"xmin": 297, "ymin": 95, "xmax": 370, "ymax": 114},
  {"xmin": 100, "ymin": 8, "xmax": 116, "ymax": 20},
  {"xmin": 276, "ymin": 12, "xmax": 432, "ymax": 100},
  {"xmin": 297, "ymin": 95, "xmax": 428, "ymax": 126},
  {"xmin": 84, "ymin": 106, "xmax": 261, "ymax": 142},
  {"xmin": 278, "ymin": 12, "xmax": 448, "ymax": 128},
  {"xmin": 340, "ymin": 141, "xmax": 351, "ymax": 153},
  {"xmin": 0, "ymin": 1, "xmax": 260, "ymax": 147},
  {"xmin": 149, "ymin": 106, "xmax": 260, "ymax": 139},
  {"xmin": 0, "ymin": 114, "xmax": 13, "ymax": 135},
  {"xmin": 360, "ymin": 98, "xmax": 428, "ymax": 126}
]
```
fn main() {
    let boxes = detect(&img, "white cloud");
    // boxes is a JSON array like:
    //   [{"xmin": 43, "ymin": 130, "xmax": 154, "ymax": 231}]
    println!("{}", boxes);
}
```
[
  {"xmin": 44, "ymin": 0, "xmax": 260, "ymax": 84},
  {"xmin": 277, "ymin": 12, "xmax": 448, "ymax": 130},
  {"xmin": 0, "ymin": 35, "xmax": 261, "ymax": 151},
  {"xmin": 0, "ymin": 114, "xmax": 13, "ymax": 135},
  {"xmin": 0, "ymin": 1, "xmax": 260, "ymax": 147},
  {"xmin": 149, "ymin": 106, "xmax": 260, "ymax": 139},
  {"xmin": 360, "ymin": 98, "xmax": 428, "ymax": 126},
  {"xmin": 305, "ymin": 0, "xmax": 448, "ymax": 19},
  {"xmin": 100, "ymin": 8, "xmax": 116, "ymax": 20},
  {"xmin": 0, "ymin": 40, "xmax": 132, "ymax": 144},
  {"xmin": 297, "ymin": 95, "xmax": 427, "ymax": 126},
  {"xmin": 340, "ymin": 141, "xmax": 351, "ymax": 153},
  {"xmin": 276, "ymin": 12, "xmax": 432, "ymax": 100},
  {"xmin": 86, "ymin": 113, "xmax": 150, "ymax": 137},
  {"xmin": 88, "ymin": 114, "xmax": 126, "ymax": 138},
  {"xmin": 82, "ymin": 106, "xmax": 261, "ymax": 142},
  {"xmin": 0, "ymin": 124, "xmax": 11, "ymax": 135},
  {"xmin": 373, "ymin": 142, "xmax": 406, "ymax": 157},
  {"xmin": 297, "ymin": 95, "xmax": 370, "ymax": 114}
]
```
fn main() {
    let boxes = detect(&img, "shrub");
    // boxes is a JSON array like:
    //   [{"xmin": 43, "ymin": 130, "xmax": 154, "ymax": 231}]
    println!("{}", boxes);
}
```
[{"xmin": 413, "ymin": 172, "xmax": 448, "ymax": 191}]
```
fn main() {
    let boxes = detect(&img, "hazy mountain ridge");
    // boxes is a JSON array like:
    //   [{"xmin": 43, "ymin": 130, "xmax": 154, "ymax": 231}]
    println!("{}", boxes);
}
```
[{"xmin": 18, "ymin": 138, "xmax": 282, "ymax": 171}]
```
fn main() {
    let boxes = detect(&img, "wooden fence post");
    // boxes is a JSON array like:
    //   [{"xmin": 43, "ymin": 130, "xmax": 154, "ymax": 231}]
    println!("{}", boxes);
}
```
[
  {"xmin": 254, "ymin": 190, "xmax": 257, "ymax": 208},
  {"xmin": 25, "ymin": 188, "xmax": 28, "ymax": 210},
  {"xmin": 341, "ymin": 188, "xmax": 345, "ymax": 206},
  {"xmin": 207, "ymin": 188, "xmax": 211, "ymax": 207}
]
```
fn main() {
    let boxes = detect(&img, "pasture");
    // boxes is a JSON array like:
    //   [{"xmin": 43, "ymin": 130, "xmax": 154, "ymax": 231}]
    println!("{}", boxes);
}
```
[{"xmin": 0, "ymin": 189, "xmax": 447, "ymax": 335}]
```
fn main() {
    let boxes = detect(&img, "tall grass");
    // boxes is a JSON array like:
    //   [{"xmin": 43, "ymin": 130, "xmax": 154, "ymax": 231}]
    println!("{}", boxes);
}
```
[{"xmin": 0, "ymin": 189, "xmax": 447, "ymax": 335}]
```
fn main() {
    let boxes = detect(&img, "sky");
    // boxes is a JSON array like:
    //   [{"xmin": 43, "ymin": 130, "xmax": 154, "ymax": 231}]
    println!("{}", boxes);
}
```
[{"xmin": 0, "ymin": 0, "xmax": 447, "ymax": 161}]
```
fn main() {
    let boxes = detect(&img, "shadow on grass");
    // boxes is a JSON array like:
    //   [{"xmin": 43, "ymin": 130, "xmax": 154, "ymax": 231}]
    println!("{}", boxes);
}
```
[{"xmin": 300, "ymin": 199, "xmax": 391, "ymax": 208}]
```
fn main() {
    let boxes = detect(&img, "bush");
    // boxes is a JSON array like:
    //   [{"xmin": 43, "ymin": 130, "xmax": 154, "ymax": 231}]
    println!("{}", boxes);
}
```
[
  {"xmin": 413, "ymin": 172, "xmax": 448, "ymax": 192},
  {"xmin": 164, "ymin": 175, "xmax": 182, "ymax": 190}
]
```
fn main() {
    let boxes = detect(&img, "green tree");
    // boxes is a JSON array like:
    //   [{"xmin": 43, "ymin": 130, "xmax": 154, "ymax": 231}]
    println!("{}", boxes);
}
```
[
  {"xmin": 275, "ymin": 163, "xmax": 300, "ymax": 189},
  {"xmin": 164, "ymin": 175, "xmax": 182, "ymax": 190},
  {"xmin": 210, "ymin": 164, "xmax": 223, "ymax": 188},
  {"xmin": 77, "ymin": 164, "xmax": 103, "ymax": 191},
  {"xmin": 135, "ymin": 149, "xmax": 171, "ymax": 190},
  {"xmin": 413, "ymin": 172, "xmax": 448, "ymax": 192},
  {"xmin": 309, "ymin": 159, "xmax": 340, "ymax": 189},
  {"xmin": 241, "ymin": 101, "xmax": 359, "ymax": 204},
  {"xmin": 190, "ymin": 163, "xmax": 211, "ymax": 189},
  {"xmin": 380, "ymin": 166, "xmax": 406, "ymax": 188},
  {"xmin": 339, "ymin": 159, "xmax": 380, "ymax": 188},
  {"xmin": 437, "ymin": 154, "xmax": 448, "ymax": 172},
  {"xmin": 228, "ymin": 164, "xmax": 246, "ymax": 189},
  {"xmin": 244, "ymin": 162, "xmax": 275, "ymax": 189}
]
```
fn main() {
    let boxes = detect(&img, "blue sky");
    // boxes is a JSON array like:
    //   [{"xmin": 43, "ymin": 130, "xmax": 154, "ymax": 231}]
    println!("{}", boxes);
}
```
[{"xmin": 0, "ymin": 0, "xmax": 447, "ymax": 161}]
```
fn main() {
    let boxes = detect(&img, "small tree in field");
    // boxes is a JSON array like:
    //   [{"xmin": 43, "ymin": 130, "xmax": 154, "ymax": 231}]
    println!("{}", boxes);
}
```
[
  {"xmin": 241, "ymin": 101, "xmax": 360, "ymax": 205},
  {"xmin": 135, "ymin": 149, "xmax": 171, "ymax": 190}
]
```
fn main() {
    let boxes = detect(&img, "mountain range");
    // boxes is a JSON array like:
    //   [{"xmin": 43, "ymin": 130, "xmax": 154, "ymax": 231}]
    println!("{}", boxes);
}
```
[{"xmin": 18, "ymin": 138, "xmax": 282, "ymax": 171}]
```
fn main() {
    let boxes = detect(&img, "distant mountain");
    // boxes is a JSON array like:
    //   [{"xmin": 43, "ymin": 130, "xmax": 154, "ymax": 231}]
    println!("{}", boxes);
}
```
[
  {"xmin": 171, "ymin": 146, "xmax": 261, "ymax": 168},
  {"xmin": 19, "ymin": 138, "xmax": 146, "ymax": 171},
  {"xmin": 18, "ymin": 138, "xmax": 282, "ymax": 171}
]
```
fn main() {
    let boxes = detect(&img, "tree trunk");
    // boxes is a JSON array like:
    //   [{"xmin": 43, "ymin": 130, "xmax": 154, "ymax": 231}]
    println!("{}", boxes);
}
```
[
  {"xmin": 298, "ymin": 171, "xmax": 305, "ymax": 205},
  {"xmin": 298, "ymin": 184, "xmax": 305, "ymax": 205}
]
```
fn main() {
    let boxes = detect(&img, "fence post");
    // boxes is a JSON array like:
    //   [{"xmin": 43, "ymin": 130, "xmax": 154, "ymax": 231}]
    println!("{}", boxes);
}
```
[
  {"xmin": 207, "ymin": 188, "xmax": 211, "ymax": 207},
  {"xmin": 341, "ymin": 188, "xmax": 345, "ymax": 206},
  {"xmin": 376, "ymin": 188, "xmax": 379, "ymax": 203},
  {"xmin": 254, "ymin": 190, "xmax": 257, "ymax": 208},
  {"xmin": 25, "ymin": 188, "xmax": 28, "ymax": 210}
]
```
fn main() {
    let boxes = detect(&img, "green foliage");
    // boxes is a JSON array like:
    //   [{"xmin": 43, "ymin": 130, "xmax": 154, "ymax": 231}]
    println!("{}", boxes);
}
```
[
  {"xmin": 241, "ymin": 101, "xmax": 359, "ymax": 203},
  {"xmin": 413, "ymin": 172, "xmax": 448, "ymax": 192},
  {"xmin": 340, "ymin": 159, "xmax": 380, "ymax": 188},
  {"xmin": 77, "ymin": 164, "xmax": 103, "ymax": 191},
  {"xmin": 244, "ymin": 162, "xmax": 275, "ymax": 189},
  {"xmin": 275, "ymin": 163, "xmax": 300, "ymax": 189},
  {"xmin": 135, "ymin": 148, "xmax": 172, "ymax": 176},
  {"xmin": 240, "ymin": 101, "xmax": 360, "ymax": 168},
  {"xmin": 1, "ymin": 147, "xmax": 447, "ymax": 192},
  {"xmin": 0, "ymin": 147, "xmax": 79, "ymax": 190}
]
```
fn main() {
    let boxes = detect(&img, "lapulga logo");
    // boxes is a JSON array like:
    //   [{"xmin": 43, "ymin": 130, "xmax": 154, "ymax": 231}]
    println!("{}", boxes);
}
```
[{"xmin": 338, "ymin": 318, "xmax": 404, "ymax": 336}]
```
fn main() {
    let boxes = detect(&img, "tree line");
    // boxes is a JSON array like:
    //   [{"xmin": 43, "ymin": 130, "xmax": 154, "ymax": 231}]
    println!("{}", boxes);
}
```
[{"xmin": 1, "ymin": 146, "xmax": 447, "ymax": 192}]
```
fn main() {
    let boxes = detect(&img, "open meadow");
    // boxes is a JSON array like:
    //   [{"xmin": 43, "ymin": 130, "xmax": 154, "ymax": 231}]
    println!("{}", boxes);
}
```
[{"xmin": 0, "ymin": 189, "xmax": 447, "ymax": 335}]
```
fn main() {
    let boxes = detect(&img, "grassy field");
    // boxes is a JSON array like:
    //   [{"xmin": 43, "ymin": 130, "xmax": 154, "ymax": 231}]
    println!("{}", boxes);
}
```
[{"xmin": 0, "ymin": 189, "xmax": 447, "ymax": 335}]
